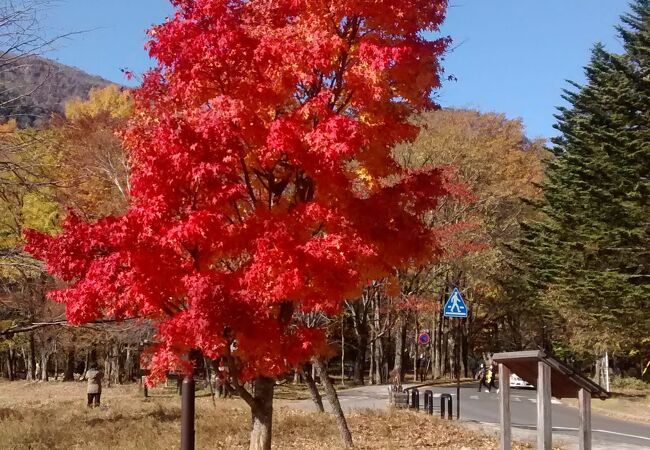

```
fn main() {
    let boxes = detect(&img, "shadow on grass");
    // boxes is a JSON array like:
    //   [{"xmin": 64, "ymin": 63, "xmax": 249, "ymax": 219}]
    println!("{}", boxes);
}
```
[
  {"xmin": 85, "ymin": 406, "xmax": 181, "ymax": 427},
  {"xmin": 609, "ymin": 391, "xmax": 649, "ymax": 399},
  {"xmin": 0, "ymin": 408, "xmax": 22, "ymax": 421}
]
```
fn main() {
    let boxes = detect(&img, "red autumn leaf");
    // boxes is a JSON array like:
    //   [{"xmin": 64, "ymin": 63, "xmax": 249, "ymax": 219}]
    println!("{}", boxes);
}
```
[{"xmin": 25, "ymin": 0, "xmax": 453, "ymax": 384}]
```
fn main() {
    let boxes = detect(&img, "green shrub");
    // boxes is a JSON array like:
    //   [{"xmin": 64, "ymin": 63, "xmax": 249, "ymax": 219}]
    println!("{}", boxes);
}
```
[{"xmin": 610, "ymin": 376, "xmax": 650, "ymax": 391}]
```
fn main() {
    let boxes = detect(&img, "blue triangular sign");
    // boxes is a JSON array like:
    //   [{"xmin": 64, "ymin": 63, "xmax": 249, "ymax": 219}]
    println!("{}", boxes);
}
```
[{"xmin": 443, "ymin": 288, "xmax": 468, "ymax": 318}]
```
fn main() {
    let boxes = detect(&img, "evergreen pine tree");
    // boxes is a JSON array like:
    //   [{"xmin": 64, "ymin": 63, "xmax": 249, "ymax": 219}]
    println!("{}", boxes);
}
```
[{"xmin": 517, "ymin": 0, "xmax": 650, "ymax": 355}]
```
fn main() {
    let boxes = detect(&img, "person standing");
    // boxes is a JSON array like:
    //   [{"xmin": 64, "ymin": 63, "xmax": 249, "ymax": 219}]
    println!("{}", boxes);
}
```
[
  {"xmin": 488, "ymin": 361, "xmax": 498, "ymax": 393},
  {"xmin": 476, "ymin": 363, "xmax": 489, "ymax": 392},
  {"xmin": 417, "ymin": 354, "xmax": 426, "ymax": 382},
  {"xmin": 86, "ymin": 363, "xmax": 104, "ymax": 408}
]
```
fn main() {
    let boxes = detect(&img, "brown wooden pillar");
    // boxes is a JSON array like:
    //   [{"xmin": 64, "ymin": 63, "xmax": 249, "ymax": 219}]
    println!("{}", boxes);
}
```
[
  {"xmin": 498, "ymin": 363, "xmax": 511, "ymax": 450},
  {"xmin": 578, "ymin": 388, "xmax": 592, "ymax": 450},
  {"xmin": 537, "ymin": 362, "xmax": 552, "ymax": 450}
]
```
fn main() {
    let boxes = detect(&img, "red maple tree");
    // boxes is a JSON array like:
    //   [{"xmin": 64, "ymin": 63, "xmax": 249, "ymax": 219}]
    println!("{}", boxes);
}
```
[{"xmin": 26, "ymin": 0, "xmax": 451, "ymax": 447}]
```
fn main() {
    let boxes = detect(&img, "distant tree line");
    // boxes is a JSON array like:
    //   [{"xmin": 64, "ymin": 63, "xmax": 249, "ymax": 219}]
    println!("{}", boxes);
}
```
[{"xmin": 1, "ymin": 0, "xmax": 648, "ymax": 391}]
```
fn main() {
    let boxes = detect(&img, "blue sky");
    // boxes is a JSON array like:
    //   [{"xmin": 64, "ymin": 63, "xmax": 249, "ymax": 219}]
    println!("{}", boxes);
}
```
[{"xmin": 43, "ymin": 0, "xmax": 630, "ymax": 138}]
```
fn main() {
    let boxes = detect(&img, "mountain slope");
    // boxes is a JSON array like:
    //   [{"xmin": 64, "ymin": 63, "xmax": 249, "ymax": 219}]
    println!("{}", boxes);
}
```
[{"xmin": 0, "ymin": 55, "xmax": 113, "ymax": 127}]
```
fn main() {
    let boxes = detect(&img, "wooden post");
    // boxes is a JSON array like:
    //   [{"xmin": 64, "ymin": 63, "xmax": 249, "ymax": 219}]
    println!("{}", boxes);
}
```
[
  {"xmin": 499, "ymin": 363, "xmax": 511, "ymax": 450},
  {"xmin": 578, "ymin": 388, "xmax": 592, "ymax": 450},
  {"xmin": 537, "ymin": 362, "xmax": 552, "ymax": 450}
]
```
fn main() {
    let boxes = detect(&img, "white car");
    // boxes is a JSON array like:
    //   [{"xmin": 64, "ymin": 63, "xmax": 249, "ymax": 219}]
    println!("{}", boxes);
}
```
[{"xmin": 510, "ymin": 373, "xmax": 534, "ymax": 389}]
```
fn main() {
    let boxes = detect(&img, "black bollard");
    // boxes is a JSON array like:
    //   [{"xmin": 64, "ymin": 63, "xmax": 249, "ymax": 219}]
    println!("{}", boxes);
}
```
[
  {"xmin": 440, "ymin": 393, "xmax": 453, "ymax": 420},
  {"xmin": 410, "ymin": 388, "xmax": 420, "ymax": 410},
  {"xmin": 424, "ymin": 390, "xmax": 433, "ymax": 415},
  {"xmin": 181, "ymin": 375, "xmax": 195, "ymax": 450}
]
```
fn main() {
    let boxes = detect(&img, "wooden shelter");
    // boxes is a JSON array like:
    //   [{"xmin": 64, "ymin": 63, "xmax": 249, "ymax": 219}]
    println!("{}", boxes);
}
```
[{"xmin": 492, "ymin": 350, "xmax": 609, "ymax": 450}]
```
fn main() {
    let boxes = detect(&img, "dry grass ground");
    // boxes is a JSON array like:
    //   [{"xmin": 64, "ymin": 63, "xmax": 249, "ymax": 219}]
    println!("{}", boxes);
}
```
[
  {"xmin": 582, "ymin": 389, "xmax": 650, "ymax": 425},
  {"xmin": 0, "ymin": 380, "xmax": 532, "ymax": 449}
]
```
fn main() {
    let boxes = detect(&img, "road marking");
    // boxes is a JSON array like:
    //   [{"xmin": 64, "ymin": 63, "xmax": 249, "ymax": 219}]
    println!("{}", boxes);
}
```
[
  {"xmin": 513, "ymin": 397, "xmax": 521, "ymax": 402},
  {"xmin": 528, "ymin": 397, "xmax": 562, "ymax": 404},
  {"xmin": 470, "ymin": 395, "xmax": 479, "ymax": 400},
  {"xmin": 551, "ymin": 427, "xmax": 650, "ymax": 442},
  {"xmin": 592, "ymin": 429, "xmax": 650, "ymax": 441},
  {"xmin": 479, "ymin": 422, "xmax": 650, "ymax": 443}
]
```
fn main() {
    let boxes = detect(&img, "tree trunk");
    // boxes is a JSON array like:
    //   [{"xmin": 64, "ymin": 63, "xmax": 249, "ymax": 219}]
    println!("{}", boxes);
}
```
[
  {"xmin": 125, "ymin": 346, "xmax": 134, "ymax": 382},
  {"xmin": 104, "ymin": 349, "xmax": 111, "ymax": 387},
  {"xmin": 301, "ymin": 366, "xmax": 324, "ymax": 412},
  {"xmin": 413, "ymin": 314, "xmax": 418, "ymax": 382},
  {"xmin": 440, "ymin": 322, "xmax": 446, "ymax": 378},
  {"xmin": 369, "ymin": 337, "xmax": 375, "ymax": 385},
  {"xmin": 393, "ymin": 316, "xmax": 406, "ymax": 381},
  {"xmin": 27, "ymin": 334, "xmax": 36, "ymax": 381},
  {"xmin": 113, "ymin": 343, "xmax": 122, "ymax": 384},
  {"xmin": 446, "ymin": 325, "xmax": 452, "ymax": 378},
  {"xmin": 375, "ymin": 336, "xmax": 384, "ymax": 384},
  {"xmin": 353, "ymin": 331, "xmax": 368, "ymax": 385},
  {"xmin": 5, "ymin": 347, "xmax": 15, "ymax": 381},
  {"xmin": 204, "ymin": 357, "xmax": 215, "ymax": 404},
  {"xmin": 40, "ymin": 349, "xmax": 49, "ymax": 382},
  {"xmin": 594, "ymin": 358, "xmax": 602, "ymax": 384},
  {"xmin": 382, "ymin": 340, "xmax": 389, "ymax": 384},
  {"xmin": 372, "ymin": 291, "xmax": 381, "ymax": 384},
  {"xmin": 80, "ymin": 351, "xmax": 90, "ymax": 381},
  {"xmin": 434, "ymin": 309, "xmax": 442, "ymax": 378},
  {"xmin": 349, "ymin": 298, "xmax": 370, "ymax": 386},
  {"xmin": 21, "ymin": 347, "xmax": 26, "ymax": 378},
  {"xmin": 63, "ymin": 347, "xmax": 75, "ymax": 381},
  {"xmin": 312, "ymin": 357, "xmax": 353, "ymax": 448},
  {"xmin": 106, "ymin": 342, "xmax": 122, "ymax": 385},
  {"xmin": 341, "ymin": 316, "xmax": 346, "ymax": 385},
  {"xmin": 249, "ymin": 377, "xmax": 274, "ymax": 450}
]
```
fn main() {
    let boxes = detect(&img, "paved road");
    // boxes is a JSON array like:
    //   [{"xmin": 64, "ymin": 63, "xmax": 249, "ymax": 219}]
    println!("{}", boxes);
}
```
[{"xmin": 288, "ymin": 383, "xmax": 650, "ymax": 449}]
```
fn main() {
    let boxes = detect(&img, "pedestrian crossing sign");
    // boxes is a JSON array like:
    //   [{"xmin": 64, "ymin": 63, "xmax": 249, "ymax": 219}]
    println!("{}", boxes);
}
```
[{"xmin": 443, "ymin": 288, "xmax": 468, "ymax": 318}]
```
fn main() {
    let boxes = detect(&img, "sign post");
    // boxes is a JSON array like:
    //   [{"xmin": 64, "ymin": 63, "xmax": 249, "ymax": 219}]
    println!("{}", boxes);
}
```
[{"xmin": 443, "ymin": 287, "xmax": 468, "ymax": 420}]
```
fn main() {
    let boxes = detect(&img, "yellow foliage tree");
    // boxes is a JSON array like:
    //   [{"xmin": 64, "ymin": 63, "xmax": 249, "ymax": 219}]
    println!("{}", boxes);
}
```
[
  {"xmin": 64, "ymin": 85, "xmax": 133, "ymax": 121},
  {"xmin": 394, "ymin": 109, "xmax": 548, "ymax": 364},
  {"xmin": 52, "ymin": 85, "xmax": 133, "ymax": 218}
]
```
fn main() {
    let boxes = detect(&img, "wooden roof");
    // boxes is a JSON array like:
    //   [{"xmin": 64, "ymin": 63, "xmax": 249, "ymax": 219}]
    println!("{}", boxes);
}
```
[{"xmin": 492, "ymin": 350, "xmax": 609, "ymax": 400}]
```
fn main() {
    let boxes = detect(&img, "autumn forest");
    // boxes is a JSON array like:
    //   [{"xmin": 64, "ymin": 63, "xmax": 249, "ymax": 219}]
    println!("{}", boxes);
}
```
[{"xmin": 0, "ymin": 1, "xmax": 648, "ymax": 449}]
